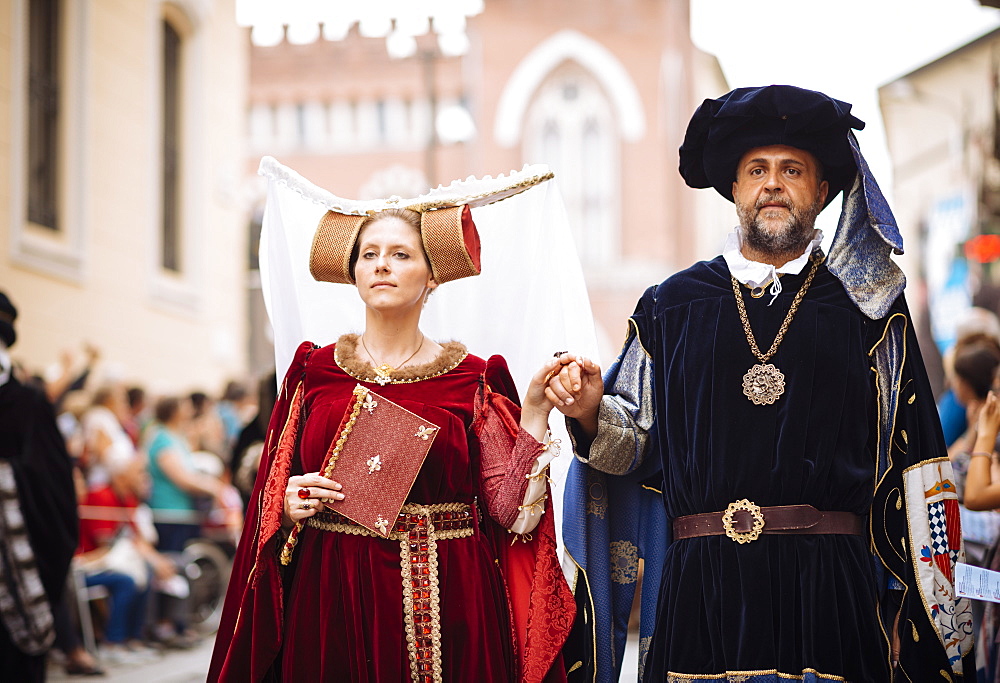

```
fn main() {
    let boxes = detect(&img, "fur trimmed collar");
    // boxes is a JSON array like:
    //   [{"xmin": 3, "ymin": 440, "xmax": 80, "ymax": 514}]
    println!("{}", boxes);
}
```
[{"xmin": 334, "ymin": 334, "xmax": 468, "ymax": 383}]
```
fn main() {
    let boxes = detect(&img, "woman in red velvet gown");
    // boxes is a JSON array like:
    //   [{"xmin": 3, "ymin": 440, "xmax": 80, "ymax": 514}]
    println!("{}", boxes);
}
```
[{"xmin": 209, "ymin": 207, "xmax": 574, "ymax": 682}]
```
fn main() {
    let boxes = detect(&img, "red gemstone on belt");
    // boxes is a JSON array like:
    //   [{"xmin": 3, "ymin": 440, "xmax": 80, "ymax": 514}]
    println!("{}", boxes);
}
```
[{"xmin": 297, "ymin": 487, "xmax": 311, "ymax": 499}]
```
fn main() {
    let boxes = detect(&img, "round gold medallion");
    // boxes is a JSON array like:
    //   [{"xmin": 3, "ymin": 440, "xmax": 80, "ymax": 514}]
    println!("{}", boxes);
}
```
[
  {"xmin": 742, "ymin": 363, "xmax": 785, "ymax": 405},
  {"xmin": 731, "ymin": 254, "xmax": 823, "ymax": 406}
]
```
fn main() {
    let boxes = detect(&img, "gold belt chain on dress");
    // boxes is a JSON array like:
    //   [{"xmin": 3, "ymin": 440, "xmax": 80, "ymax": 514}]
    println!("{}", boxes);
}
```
[{"xmin": 307, "ymin": 502, "xmax": 475, "ymax": 541}]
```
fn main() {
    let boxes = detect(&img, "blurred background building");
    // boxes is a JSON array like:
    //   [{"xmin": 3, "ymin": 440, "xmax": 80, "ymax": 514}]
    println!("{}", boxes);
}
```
[
  {"xmin": 880, "ymin": 23, "xmax": 1000, "ymax": 393},
  {"xmin": 0, "ymin": 0, "xmax": 249, "ymax": 393},
  {"xmin": 10, "ymin": 0, "xmax": 999, "ymax": 397},
  {"xmin": 243, "ymin": 0, "xmax": 730, "ymax": 365},
  {"xmin": 2, "ymin": 0, "xmax": 731, "ymax": 390}
]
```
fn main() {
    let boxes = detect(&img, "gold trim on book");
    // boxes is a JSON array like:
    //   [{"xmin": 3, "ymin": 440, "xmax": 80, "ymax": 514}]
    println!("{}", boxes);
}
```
[
  {"xmin": 280, "ymin": 385, "xmax": 367, "ymax": 566},
  {"xmin": 321, "ymin": 384, "xmax": 368, "ymax": 478}
]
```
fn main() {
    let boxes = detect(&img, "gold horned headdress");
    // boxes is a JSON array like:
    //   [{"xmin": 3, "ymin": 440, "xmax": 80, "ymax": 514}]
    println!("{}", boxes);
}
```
[
  {"xmin": 257, "ymin": 156, "xmax": 598, "ymax": 406},
  {"xmin": 257, "ymin": 156, "xmax": 553, "ymax": 285}
]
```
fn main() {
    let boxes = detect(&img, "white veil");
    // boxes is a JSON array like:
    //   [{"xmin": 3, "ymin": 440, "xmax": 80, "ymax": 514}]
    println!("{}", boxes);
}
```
[{"xmin": 258, "ymin": 157, "xmax": 599, "ymax": 567}]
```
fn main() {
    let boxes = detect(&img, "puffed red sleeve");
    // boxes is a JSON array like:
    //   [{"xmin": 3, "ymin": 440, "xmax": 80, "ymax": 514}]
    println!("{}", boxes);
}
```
[
  {"xmin": 472, "ymin": 355, "xmax": 575, "ymax": 683},
  {"xmin": 472, "ymin": 355, "xmax": 549, "ymax": 530}
]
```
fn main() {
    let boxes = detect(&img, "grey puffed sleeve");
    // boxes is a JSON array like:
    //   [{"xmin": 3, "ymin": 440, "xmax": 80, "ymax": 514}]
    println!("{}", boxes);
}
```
[{"xmin": 568, "ymin": 318, "xmax": 655, "ymax": 476}]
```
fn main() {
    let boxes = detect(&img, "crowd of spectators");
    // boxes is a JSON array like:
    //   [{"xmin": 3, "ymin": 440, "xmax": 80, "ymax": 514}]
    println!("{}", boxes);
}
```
[
  {"xmin": 941, "ymin": 309, "xmax": 1000, "ymax": 678},
  {"xmin": 8, "ymin": 340, "xmax": 269, "ymax": 677}
]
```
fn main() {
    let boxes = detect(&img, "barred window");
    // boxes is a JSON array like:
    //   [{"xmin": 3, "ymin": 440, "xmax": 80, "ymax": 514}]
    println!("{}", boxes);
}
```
[
  {"xmin": 524, "ymin": 68, "xmax": 619, "ymax": 266},
  {"xmin": 162, "ymin": 18, "xmax": 182, "ymax": 271},
  {"xmin": 27, "ymin": 0, "xmax": 60, "ymax": 230}
]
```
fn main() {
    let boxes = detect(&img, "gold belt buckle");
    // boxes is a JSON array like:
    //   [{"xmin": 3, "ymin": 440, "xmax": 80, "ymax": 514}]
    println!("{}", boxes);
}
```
[{"xmin": 722, "ymin": 498, "xmax": 765, "ymax": 544}]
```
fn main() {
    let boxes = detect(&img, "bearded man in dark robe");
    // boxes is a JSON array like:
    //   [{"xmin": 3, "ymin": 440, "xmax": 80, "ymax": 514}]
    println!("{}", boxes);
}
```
[{"xmin": 556, "ymin": 85, "xmax": 973, "ymax": 682}]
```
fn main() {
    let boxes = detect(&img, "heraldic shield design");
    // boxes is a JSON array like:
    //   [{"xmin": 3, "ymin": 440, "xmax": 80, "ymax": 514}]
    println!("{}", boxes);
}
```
[{"xmin": 904, "ymin": 458, "xmax": 974, "ymax": 671}]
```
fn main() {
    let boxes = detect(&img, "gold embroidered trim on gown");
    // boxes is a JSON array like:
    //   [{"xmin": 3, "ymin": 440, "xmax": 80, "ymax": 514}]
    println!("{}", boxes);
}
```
[
  {"xmin": 306, "ymin": 502, "xmax": 474, "ymax": 542},
  {"xmin": 335, "ymin": 334, "xmax": 468, "ymax": 385},
  {"xmin": 664, "ymin": 668, "xmax": 847, "ymax": 681},
  {"xmin": 309, "ymin": 502, "xmax": 474, "ymax": 683},
  {"xmin": 399, "ymin": 504, "xmax": 446, "ymax": 683}
]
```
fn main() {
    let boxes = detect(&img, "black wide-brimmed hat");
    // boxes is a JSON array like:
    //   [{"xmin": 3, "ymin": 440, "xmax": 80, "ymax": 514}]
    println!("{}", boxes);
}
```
[
  {"xmin": 0, "ymin": 291, "xmax": 16, "ymax": 348},
  {"xmin": 679, "ymin": 85, "xmax": 865, "ymax": 207}
]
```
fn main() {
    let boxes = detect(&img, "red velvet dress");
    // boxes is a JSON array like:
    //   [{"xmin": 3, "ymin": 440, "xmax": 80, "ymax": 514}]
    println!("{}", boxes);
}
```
[{"xmin": 209, "ymin": 338, "xmax": 573, "ymax": 682}]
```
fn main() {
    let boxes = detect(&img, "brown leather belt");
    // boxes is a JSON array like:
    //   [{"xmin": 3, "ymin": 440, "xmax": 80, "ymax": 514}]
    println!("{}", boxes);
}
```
[{"xmin": 672, "ymin": 500, "xmax": 865, "ymax": 544}]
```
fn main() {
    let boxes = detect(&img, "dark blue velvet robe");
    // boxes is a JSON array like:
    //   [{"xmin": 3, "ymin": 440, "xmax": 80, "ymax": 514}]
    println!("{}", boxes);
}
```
[{"xmin": 564, "ymin": 256, "xmax": 974, "ymax": 681}]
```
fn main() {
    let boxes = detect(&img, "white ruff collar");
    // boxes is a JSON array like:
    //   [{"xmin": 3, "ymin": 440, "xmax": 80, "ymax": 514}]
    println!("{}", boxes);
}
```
[{"xmin": 722, "ymin": 227, "xmax": 823, "ymax": 305}]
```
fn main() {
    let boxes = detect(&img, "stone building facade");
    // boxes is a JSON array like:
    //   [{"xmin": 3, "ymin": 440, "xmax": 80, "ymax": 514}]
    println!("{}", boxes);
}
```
[
  {"xmin": 880, "ymin": 27, "xmax": 1000, "ymax": 388},
  {"xmin": 0, "ymin": 0, "xmax": 249, "ymax": 394},
  {"xmin": 246, "ymin": 0, "xmax": 730, "ymax": 362}
]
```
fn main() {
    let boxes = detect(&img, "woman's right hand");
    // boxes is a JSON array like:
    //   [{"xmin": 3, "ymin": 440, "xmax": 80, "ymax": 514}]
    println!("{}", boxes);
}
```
[
  {"xmin": 283, "ymin": 473, "xmax": 344, "ymax": 526},
  {"xmin": 978, "ymin": 392, "xmax": 1000, "ymax": 442}
]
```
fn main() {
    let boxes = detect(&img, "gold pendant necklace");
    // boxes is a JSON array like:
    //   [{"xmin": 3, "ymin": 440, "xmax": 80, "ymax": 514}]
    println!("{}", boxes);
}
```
[
  {"xmin": 360, "ymin": 334, "xmax": 424, "ymax": 386},
  {"xmin": 731, "ymin": 254, "xmax": 823, "ymax": 405}
]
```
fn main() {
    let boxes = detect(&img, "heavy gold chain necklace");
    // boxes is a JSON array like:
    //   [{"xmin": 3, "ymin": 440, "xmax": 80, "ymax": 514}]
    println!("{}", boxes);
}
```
[
  {"xmin": 731, "ymin": 254, "xmax": 823, "ymax": 405},
  {"xmin": 360, "ymin": 334, "xmax": 424, "ymax": 386}
]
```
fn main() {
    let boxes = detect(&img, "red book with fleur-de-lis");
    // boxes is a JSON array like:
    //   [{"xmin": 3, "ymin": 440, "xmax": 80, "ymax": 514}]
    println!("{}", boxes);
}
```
[{"xmin": 318, "ymin": 384, "xmax": 440, "ymax": 537}]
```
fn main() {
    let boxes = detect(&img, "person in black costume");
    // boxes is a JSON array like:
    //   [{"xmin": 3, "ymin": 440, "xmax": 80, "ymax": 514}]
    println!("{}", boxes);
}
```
[
  {"xmin": 0, "ymin": 291, "xmax": 79, "ymax": 681},
  {"xmin": 230, "ymin": 371, "xmax": 277, "ymax": 511},
  {"xmin": 553, "ymin": 86, "xmax": 974, "ymax": 681}
]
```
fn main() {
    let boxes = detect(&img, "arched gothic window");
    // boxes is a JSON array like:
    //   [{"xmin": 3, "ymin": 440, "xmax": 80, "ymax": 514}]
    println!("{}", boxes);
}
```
[{"xmin": 523, "ymin": 64, "xmax": 619, "ymax": 266}]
